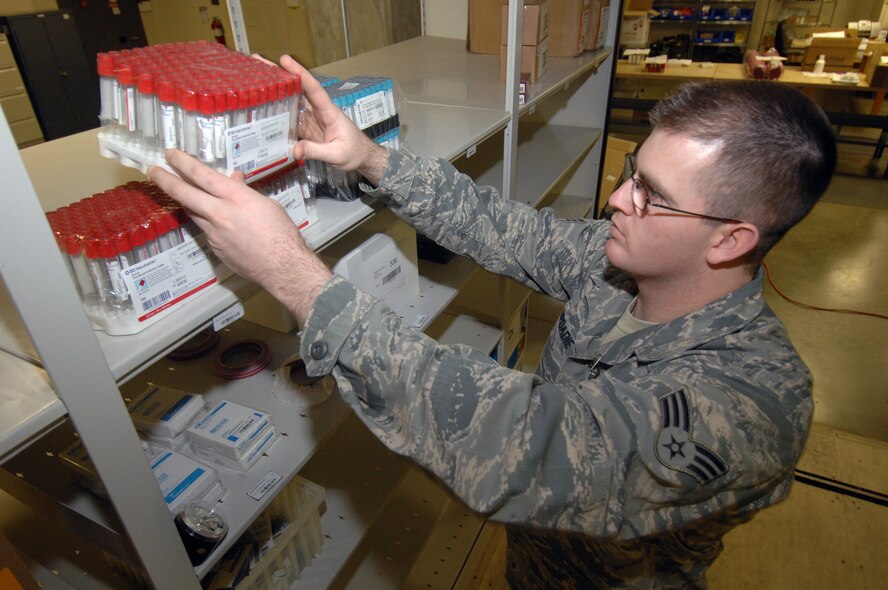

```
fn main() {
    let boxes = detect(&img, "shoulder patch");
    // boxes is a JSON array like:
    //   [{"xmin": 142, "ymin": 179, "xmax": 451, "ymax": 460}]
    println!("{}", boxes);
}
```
[{"xmin": 655, "ymin": 389, "xmax": 729, "ymax": 485}]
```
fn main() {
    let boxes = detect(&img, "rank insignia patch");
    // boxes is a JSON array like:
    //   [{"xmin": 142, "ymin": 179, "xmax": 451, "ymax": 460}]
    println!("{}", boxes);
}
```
[{"xmin": 655, "ymin": 389, "xmax": 728, "ymax": 485}]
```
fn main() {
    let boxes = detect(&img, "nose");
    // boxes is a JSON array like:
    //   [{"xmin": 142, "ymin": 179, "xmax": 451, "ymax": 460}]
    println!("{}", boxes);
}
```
[{"xmin": 608, "ymin": 178, "xmax": 636, "ymax": 215}]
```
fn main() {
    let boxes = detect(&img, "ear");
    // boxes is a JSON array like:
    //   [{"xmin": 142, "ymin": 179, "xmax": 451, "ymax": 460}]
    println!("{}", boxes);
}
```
[{"xmin": 706, "ymin": 223, "xmax": 760, "ymax": 266}]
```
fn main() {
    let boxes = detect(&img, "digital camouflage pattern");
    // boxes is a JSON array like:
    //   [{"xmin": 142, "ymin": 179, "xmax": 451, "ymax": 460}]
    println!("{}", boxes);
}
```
[{"xmin": 299, "ymin": 150, "xmax": 813, "ymax": 589}]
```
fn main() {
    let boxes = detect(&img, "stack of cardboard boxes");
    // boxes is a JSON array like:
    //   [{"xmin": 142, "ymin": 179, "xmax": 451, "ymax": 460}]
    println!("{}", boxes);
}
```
[{"xmin": 469, "ymin": 0, "xmax": 611, "ymax": 87}]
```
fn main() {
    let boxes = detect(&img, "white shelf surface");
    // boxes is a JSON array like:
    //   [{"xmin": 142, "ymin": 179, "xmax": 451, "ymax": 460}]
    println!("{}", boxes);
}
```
[
  {"xmin": 0, "ymin": 352, "xmax": 65, "ymax": 463},
  {"xmin": 314, "ymin": 36, "xmax": 611, "ymax": 115},
  {"xmin": 400, "ymin": 101, "xmax": 509, "ymax": 162},
  {"xmin": 466, "ymin": 123, "xmax": 603, "ymax": 207}
]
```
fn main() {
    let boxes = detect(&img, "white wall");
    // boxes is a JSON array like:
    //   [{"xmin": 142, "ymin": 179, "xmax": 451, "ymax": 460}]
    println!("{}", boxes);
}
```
[{"xmin": 423, "ymin": 0, "xmax": 468, "ymax": 39}]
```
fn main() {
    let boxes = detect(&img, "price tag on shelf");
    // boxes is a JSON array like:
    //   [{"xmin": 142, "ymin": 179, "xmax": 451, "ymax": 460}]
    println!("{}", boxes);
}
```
[
  {"xmin": 248, "ymin": 472, "xmax": 283, "ymax": 501},
  {"xmin": 213, "ymin": 303, "xmax": 245, "ymax": 332}
]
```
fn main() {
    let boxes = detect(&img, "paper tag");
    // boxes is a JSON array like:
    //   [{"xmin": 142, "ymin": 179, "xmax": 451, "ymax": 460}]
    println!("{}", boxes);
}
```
[
  {"xmin": 248, "ymin": 472, "xmax": 283, "ymax": 501},
  {"xmin": 120, "ymin": 239, "xmax": 217, "ymax": 323},
  {"xmin": 354, "ymin": 90, "xmax": 389, "ymax": 130},
  {"xmin": 271, "ymin": 183, "xmax": 310, "ymax": 229},
  {"xmin": 213, "ymin": 303, "xmax": 245, "ymax": 331},
  {"xmin": 411, "ymin": 314, "xmax": 429, "ymax": 329},
  {"xmin": 226, "ymin": 113, "xmax": 290, "ymax": 178}
]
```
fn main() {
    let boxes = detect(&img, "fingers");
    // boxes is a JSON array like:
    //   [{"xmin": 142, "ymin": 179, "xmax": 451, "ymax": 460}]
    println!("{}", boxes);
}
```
[
  {"xmin": 148, "ymin": 162, "xmax": 220, "ymax": 221},
  {"xmin": 251, "ymin": 53, "xmax": 277, "ymax": 68},
  {"xmin": 279, "ymin": 55, "xmax": 340, "ymax": 125}
]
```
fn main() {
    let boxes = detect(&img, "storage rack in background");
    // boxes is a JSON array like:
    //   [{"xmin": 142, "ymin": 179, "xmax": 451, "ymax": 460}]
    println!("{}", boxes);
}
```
[
  {"xmin": 650, "ymin": 0, "xmax": 757, "ymax": 62},
  {"xmin": 0, "ymin": 1, "xmax": 623, "ymax": 588}
]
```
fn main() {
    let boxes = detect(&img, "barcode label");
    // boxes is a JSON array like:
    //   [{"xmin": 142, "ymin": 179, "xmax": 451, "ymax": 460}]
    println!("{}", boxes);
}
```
[
  {"xmin": 265, "ymin": 130, "xmax": 283, "ymax": 142},
  {"xmin": 235, "ymin": 160, "xmax": 255, "ymax": 173},
  {"xmin": 142, "ymin": 290, "xmax": 171, "ymax": 312},
  {"xmin": 382, "ymin": 266, "xmax": 401, "ymax": 286},
  {"xmin": 186, "ymin": 249, "xmax": 203, "ymax": 259}
]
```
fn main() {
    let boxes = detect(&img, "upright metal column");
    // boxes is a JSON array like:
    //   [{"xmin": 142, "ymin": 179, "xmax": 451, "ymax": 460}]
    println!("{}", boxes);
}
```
[{"xmin": 0, "ymin": 111, "xmax": 201, "ymax": 588}]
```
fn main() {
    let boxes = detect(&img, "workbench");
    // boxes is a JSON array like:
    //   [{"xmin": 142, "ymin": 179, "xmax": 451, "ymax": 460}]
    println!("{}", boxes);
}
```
[{"xmin": 613, "ymin": 61, "xmax": 888, "ymax": 158}]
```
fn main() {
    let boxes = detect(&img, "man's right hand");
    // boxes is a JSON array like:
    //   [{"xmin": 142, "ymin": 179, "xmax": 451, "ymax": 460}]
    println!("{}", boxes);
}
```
[{"xmin": 278, "ymin": 55, "xmax": 390, "ymax": 186}]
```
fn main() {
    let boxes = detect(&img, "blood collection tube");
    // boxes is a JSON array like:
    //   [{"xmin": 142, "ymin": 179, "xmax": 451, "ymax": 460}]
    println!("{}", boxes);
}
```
[
  {"xmin": 115, "ymin": 65, "xmax": 138, "ymax": 142},
  {"xmin": 197, "ymin": 91, "xmax": 216, "ymax": 164},
  {"xmin": 234, "ymin": 87, "xmax": 249, "ymax": 127},
  {"xmin": 157, "ymin": 79, "xmax": 178, "ymax": 150},
  {"xmin": 85, "ymin": 236, "xmax": 115, "ymax": 311},
  {"xmin": 137, "ymin": 73, "xmax": 158, "ymax": 149},
  {"xmin": 247, "ymin": 86, "xmax": 259, "ymax": 123},
  {"xmin": 180, "ymin": 87, "xmax": 199, "ymax": 156},
  {"xmin": 141, "ymin": 218, "xmax": 161, "ymax": 258},
  {"xmin": 214, "ymin": 90, "xmax": 234, "ymax": 169},
  {"xmin": 97, "ymin": 53, "xmax": 117, "ymax": 128},
  {"xmin": 64, "ymin": 234, "xmax": 98, "ymax": 308}
]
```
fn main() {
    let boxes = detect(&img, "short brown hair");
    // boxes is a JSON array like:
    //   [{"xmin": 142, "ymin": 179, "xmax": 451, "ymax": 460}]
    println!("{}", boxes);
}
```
[{"xmin": 649, "ymin": 81, "xmax": 836, "ymax": 258}]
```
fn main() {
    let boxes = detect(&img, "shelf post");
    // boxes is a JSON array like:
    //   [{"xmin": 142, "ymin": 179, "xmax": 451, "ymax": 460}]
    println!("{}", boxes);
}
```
[
  {"xmin": 0, "ymin": 112, "xmax": 201, "ymax": 588},
  {"xmin": 502, "ymin": 0, "xmax": 524, "ymax": 202}
]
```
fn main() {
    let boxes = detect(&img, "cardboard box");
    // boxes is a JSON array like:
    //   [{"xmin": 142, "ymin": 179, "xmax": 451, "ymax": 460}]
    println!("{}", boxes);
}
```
[
  {"xmin": 861, "ymin": 41, "xmax": 887, "ymax": 85},
  {"xmin": 624, "ymin": 0, "xmax": 653, "ymax": 11},
  {"xmin": 0, "ymin": 67, "xmax": 25, "ymax": 98},
  {"xmin": 500, "ymin": 38, "xmax": 549, "ymax": 82},
  {"xmin": 548, "ymin": 0, "xmax": 588, "ymax": 57},
  {"xmin": 0, "ymin": 530, "xmax": 40, "ymax": 590},
  {"xmin": 0, "ymin": 93, "xmax": 35, "ymax": 123},
  {"xmin": 598, "ymin": 135, "xmax": 637, "ymax": 217},
  {"xmin": 0, "ymin": 34, "xmax": 16, "ymax": 70},
  {"xmin": 620, "ymin": 13, "xmax": 650, "ymax": 47},
  {"xmin": 501, "ymin": 0, "xmax": 549, "ymax": 46},
  {"xmin": 801, "ymin": 34, "xmax": 861, "ymax": 71},
  {"xmin": 469, "ymin": 0, "xmax": 505, "ymax": 54},
  {"xmin": 584, "ymin": 0, "xmax": 603, "ymax": 50},
  {"xmin": 593, "ymin": 0, "xmax": 611, "ymax": 50}
]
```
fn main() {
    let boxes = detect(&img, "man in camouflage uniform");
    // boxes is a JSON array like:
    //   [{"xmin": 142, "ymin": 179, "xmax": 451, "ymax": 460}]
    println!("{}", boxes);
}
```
[{"xmin": 151, "ymin": 56, "xmax": 836, "ymax": 588}]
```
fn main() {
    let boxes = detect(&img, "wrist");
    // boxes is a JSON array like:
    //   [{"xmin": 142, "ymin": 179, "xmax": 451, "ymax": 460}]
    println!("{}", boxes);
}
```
[{"xmin": 357, "ymin": 142, "xmax": 390, "ymax": 187}]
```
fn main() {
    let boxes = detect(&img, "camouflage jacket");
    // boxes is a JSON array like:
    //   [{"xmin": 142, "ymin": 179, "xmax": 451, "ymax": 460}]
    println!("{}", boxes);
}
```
[{"xmin": 299, "ymin": 150, "xmax": 813, "ymax": 589}]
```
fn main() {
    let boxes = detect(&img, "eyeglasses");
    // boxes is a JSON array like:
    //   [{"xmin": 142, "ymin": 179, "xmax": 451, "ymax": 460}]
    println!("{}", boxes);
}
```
[{"xmin": 622, "ymin": 153, "xmax": 743, "ymax": 224}]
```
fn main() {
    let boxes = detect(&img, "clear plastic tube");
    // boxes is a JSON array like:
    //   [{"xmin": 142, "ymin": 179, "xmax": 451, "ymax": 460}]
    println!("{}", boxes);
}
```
[
  {"xmin": 180, "ymin": 88, "xmax": 199, "ymax": 156},
  {"xmin": 157, "ymin": 80, "xmax": 178, "ymax": 150},
  {"xmin": 116, "ymin": 65, "xmax": 138, "ymax": 142},
  {"xmin": 197, "ymin": 91, "xmax": 216, "ymax": 164},
  {"xmin": 137, "ymin": 73, "xmax": 157, "ymax": 149}
]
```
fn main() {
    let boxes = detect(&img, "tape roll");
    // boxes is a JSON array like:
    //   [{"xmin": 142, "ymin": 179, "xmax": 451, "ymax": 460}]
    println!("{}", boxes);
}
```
[
  {"xmin": 213, "ymin": 339, "xmax": 272, "ymax": 380},
  {"xmin": 271, "ymin": 353, "xmax": 334, "ymax": 407},
  {"xmin": 167, "ymin": 328, "xmax": 220, "ymax": 361}
]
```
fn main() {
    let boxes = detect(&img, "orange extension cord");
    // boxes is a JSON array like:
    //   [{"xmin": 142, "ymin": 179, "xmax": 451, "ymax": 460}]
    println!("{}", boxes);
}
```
[{"xmin": 762, "ymin": 261, "xmax": 888, "ymax": 321}]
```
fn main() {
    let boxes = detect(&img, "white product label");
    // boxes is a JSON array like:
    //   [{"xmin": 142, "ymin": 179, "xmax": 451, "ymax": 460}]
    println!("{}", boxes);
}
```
[
  {"xmin": 354, "ymin": 90, "xmax": 388, "ymax": 130},
  {"xmin": 248, "ymin": 472, "xmax": 282, "ymax": 501},
  {"xmin": 198, "ymin": 116, "xmax": 215, "ymax": 162},
  {"xmin": 226, "ymin": 113, "xmax": 290, "ymax": 179},
  {"xmin": 125, "ymin": 87, "xmax": 137, "ymax": 132},
  {"xmin": 270, "ymin": 183, "xmax": 310, "ymax": 229},
  {"xmin": 213, "ymin": 114, "xmax": 227, "ymax": 160},
  {"xmin": 213, "ymin": 302, "xmax": 244, "ymax": 331},
  {"xmin": 411, "ymin": 314, "xmax": 429, "ymax": 329},
  {"xmin": 119, "ymin": 237, "xmax": 217, "ymax": 322},
  {"xmin": 161, "ymin": 104, "xmax": 177, "ymax": 149},
  {"xmin": 338, "ymin": 82, "xmax": 360, "ymax": 91}
]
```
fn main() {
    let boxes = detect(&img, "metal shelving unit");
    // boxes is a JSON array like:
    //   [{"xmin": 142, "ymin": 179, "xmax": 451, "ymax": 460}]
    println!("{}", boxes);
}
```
[
  {"xmin": 650, "ymin": 0, "xmax": 756, "ymax": 61},
  {"xmin": 0, "ymin": 2, "xmax": 622, "ymax": 588}
]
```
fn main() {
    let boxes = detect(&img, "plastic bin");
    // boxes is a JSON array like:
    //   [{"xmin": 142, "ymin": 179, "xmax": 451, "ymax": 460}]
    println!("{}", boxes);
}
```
[{"xmin": 233, "ymin": 476, "xmax": 325, "ymax": 589}]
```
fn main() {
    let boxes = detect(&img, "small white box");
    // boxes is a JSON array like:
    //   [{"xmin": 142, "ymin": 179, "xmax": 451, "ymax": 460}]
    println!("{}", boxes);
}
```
[
  {"xmin": 330, "ymin": 231, "xmax": 420, "ymax": 312},
  {"xmin": 149, "ymin": 448, "xmax": 221, "ymax": 515},
  {"xmin": 191, "ymin": 427, "xmax": 278, "ymax": 471},
  {"xmin": 187, "ymin": 401, "xmax": 273, "ymax": 460},
  {"xmin": 128, "ymin": 385, "xmax": 205, "ymax": 439}
]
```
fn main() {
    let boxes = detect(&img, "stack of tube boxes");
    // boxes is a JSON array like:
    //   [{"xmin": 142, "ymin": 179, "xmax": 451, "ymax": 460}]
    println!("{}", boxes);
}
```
[
  {"xmin": 59, "ymin": 439, "xmax": 225, "ymax": 515},
  {"xmin": 250, "ymin": 162, "xmax": 318, "ymax": 231},
  {"xmin": 45, "ymin": 181, "xmax": 231, "ymax": 335},
  {"xmin": 127, "ymin": 384, "xmax": 206, "ymax": 450},
  {"xmin": 96, "ymin": 40, "xmax": 301, "ymax": 181},
  {"xmin": 187, "ymin": 400, "xmax": 278, "ymax": 471},
  {"xmin": 309, "ymin": 76, "xmax": 400, "ymax": 201}
]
